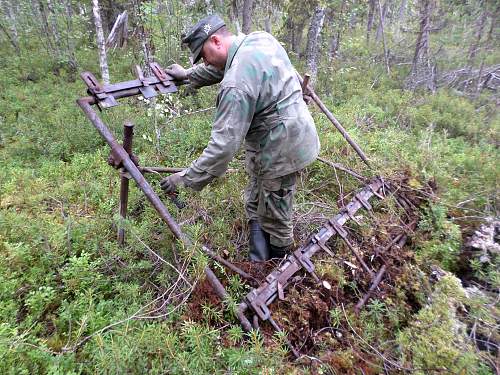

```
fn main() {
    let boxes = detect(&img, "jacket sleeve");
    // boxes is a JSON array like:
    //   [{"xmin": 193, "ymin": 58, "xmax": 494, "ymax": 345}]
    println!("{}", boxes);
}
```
[
  {"xmin": 186, "ymin": 64, "xmax": 224, "ymax": 89},
  {"xmin": 182, "ymin": 87, "xmax": 256, "ymax": 191}
]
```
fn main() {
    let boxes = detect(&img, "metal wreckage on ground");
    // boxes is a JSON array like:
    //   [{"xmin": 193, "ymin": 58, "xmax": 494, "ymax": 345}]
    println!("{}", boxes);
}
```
[{"xmin": 77, "ymin": 64, "xmax": 422, "ymax": 357}]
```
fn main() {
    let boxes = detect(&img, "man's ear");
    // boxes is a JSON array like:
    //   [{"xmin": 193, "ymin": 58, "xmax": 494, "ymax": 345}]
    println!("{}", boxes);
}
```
[{"xmin": 210, "ymin": 34, "xmax": 222, "ymax": 48}]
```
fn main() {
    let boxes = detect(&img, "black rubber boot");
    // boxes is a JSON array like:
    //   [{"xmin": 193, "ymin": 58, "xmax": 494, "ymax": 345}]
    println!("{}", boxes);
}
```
[
  {"xmin": 269, "ymin": 244, "xmax": 292, "ymax": 259},
  {"xmin": 248, "ymin": 220, "xmax": 270, "ymax": 261}
]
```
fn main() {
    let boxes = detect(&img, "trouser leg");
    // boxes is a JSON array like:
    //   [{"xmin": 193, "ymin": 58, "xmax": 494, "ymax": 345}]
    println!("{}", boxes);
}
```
[
  {"xmin": 258, "ymin": 172, "xmax": 297, "ymax": 255},
  {"xmin": 245, "ymin": 176, "xmax": 270, "ymax": 261},
  {"xmin": 245, "ymin": 172, "xmax": 297, "ymax": 259}
]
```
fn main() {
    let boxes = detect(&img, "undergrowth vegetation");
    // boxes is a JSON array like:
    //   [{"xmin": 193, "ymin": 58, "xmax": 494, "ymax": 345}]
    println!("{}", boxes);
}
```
[{"xmin": 1, "ymin": 14, "xmax": 499, "ymax": 375}]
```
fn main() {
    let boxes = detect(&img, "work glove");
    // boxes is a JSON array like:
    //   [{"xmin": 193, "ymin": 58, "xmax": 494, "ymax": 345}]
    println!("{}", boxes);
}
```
[
  {"xmin": 165, "ymin": 64, "xmax": 188, "ymax": 81},
  {"xmin": 303, "ymin": 93, "xmax": 313, "ymax": 105},
  {"xmin": 160, "ymin": 171, "xmax": 185, "ymax": 194}
]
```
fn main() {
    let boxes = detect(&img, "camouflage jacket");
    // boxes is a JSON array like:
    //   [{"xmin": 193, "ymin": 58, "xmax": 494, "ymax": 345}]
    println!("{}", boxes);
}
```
[{"xmin": 182, "ymin": 32, "xmax": 320, "ymax": 191}]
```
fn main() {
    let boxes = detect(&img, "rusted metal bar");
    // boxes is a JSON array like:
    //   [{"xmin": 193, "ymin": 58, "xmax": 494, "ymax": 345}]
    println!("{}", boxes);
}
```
[
  {"xmin": 297, "ymin": 72, "xmax": 371, "ymax": 167},
  {"xmin": 354, "ymin": 264, "xmax": 387, "ymax": 313},
  {"xmin": 139, "ymin": 166, "xmax": 238, "ymax": 174},
  {"xmin": 139, "ymin": 166, "xmax": 185, "ymax": 174},
  {"xmin": 237, "ymin": 303, "xmax": 253, "ymax": 332},
  {"xmin": 205, "ymin": 268, "xmax": 263, "ymax": 335},
  {"xmin": 301, "ymin": 73, "xmax": 310, "ymax": 92},
  {"xmin": 328, "ymin": 218, "xmax": 375, "ymax": 278},
  {"xmin": 77, "ymin": 96, "xmax": 188, "ymax": 244},
  {"xmin": 354, "ymin": 232, "xmax": 411, "ymax": 312},
  {"xmin": 375, "ymin": 233, "xmax": 403, "ymax": 257},
  {"xmin": 118, "ymin": 121, "xmax": 134, "ymax": 246},
  {"xmin": 242, "ymin": 178, "xmax": 386, "ymax": 322},
  {"xmin": 343, "ymin": 238, "xmax": 375, "ymax": 279},
  {"xmin": 204, "ymin": 267, "xmax": 228, "ymax": 300},
  {"xmin": 201, "ymin": 245, "xmax": 257, "ymax": 284},
  {"xmin": 268, "ymin": 316, "xmax": 301, "ymax": 359}
]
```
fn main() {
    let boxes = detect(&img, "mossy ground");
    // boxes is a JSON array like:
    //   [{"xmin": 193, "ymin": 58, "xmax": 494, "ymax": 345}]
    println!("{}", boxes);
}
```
[{"xmin": 0, "ymin": 33, "xmax": 498, "ymax": 374}]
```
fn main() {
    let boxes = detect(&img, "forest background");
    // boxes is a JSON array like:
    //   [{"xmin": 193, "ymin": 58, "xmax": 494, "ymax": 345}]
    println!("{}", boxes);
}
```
[{"xmin": 0, "ymin": 0, "xmax": 498, "ymax": 373}]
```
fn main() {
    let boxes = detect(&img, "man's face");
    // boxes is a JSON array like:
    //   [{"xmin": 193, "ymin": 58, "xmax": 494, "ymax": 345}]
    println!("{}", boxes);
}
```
[{"xmin": 200, "ymin": 34, "xmax": 227, "ymax": 70}]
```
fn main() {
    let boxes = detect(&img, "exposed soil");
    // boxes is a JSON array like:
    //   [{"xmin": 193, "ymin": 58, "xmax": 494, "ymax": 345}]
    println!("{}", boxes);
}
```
[{"xmin": 186, "ymin": 176, "xmax": 436, "ymax": 370}]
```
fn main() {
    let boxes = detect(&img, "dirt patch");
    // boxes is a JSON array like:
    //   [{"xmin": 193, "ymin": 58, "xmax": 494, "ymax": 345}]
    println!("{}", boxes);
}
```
[
  {"xmin": 184, "ymin": 276, "xmax": 223, "ymax": 323},
  {"xmin": 185, "ymin": 177, "xmax": 434, "ymax": 369}
]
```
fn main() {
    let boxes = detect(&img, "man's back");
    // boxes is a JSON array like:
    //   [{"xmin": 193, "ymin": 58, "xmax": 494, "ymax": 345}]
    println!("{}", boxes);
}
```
[{"xmin": 222, "ymin": 31, "xmax": 320, "ymax": 178}]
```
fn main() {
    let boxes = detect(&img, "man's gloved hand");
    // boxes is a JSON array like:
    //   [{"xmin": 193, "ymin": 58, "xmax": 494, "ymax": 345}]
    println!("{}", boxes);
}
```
[
  {"xmin": 303, "ymin": 94, "xmax": 313, "ymax": 105},
  {"xmin": 165, "ymin": 64, "xmax": 188, "ymax": 81},
  {"xmin": 160, "ymin": 171, "xmax": 185, "ymax": 194}
]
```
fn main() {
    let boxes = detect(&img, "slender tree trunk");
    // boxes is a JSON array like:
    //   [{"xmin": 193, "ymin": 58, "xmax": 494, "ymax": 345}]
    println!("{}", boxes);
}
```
[
  {"xmin": 264, "ymin": 18, "xmax": 271, "ymax": 33},
  {"xmin": 366, "ymin": 0, "xmax": 376, "ymax": 44},
  {"xmin": 377, "ymin": 0, "xmax": 390, "ymax": 73},
  {"xmin": 467, "ymin": 8, "xmax": 487, "ymax": 65},
  {"xmin": 241, "ymin": 0, "xmax": 254, "ymax": 34},
  {"xmin": 229, "ymin": 0, "xmax": 241, "ymax": 33},
  {"xmin": 64, "ymin": 0, "xmax": 78, "ymax": 75},
  {"xmin": 475, "ymin": 7, "xmax": 497, "ymax": 94},
  {"xmin": 375, "ymin": 1, "xmax": 388, "ymax": 43},
  {"xmin": 92, "ymin": 0, "xmax": 110, "ymax": 84},
  {"xmin": 305, "ymin": 6, "xmax": 326, "ymax": 83},
  {"xmin": 0, "ymin": 21, "xmax": 19, "ymax": 54},
  {"xmin": 264, "ymin": 2, "xmax": 271, "ymax": 33},
  {"xmin": 38, "ymin": 0, "xmax": 56, "ymax": 57},
  {"xmin": 395, "ymin": 0, "xmax": 407, "ymax": 40},
  {"xmin": 411, "ymin": 0, "xmax": 433, "ymax": 75},
  {"xmin": 46, "ymin": 0, "xmax": 63, "ymax": 61},
  {"xmin": 287, "ymin": 16, "xmax": 305, "ymax": 55},
  {"xmin": 407, "ymin": 0, "xmax": 435, "ymax": 91},
  {"xmin": 2, "ymin": 0, "xmax": 20, "ymax": 54},
  {"xmin": 132, "ymin": 0, "xmax": 153, "ymax": 73}
]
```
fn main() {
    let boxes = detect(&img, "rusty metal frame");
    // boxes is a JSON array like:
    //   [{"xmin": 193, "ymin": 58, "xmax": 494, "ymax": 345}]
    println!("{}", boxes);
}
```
[
  {"xmin": 77, "ymin": 66, "xmax": 410, "ymax": 357},
  {"xmin": 239, "ymin": 178, "xmax": 386, "ymax": 323},
  {"xmin": 77, "ymin": 64, "xmax": 254, "ymax": 322},
  {"xmin": 235, "ymin": 178, "xmax": 393, "ymax": 356}
]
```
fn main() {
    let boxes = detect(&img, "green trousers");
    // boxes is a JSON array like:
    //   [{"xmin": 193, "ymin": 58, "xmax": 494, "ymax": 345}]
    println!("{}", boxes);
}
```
[{"xmin": 244, "ymin": 172, "xmax": 297, "ymax": 248}]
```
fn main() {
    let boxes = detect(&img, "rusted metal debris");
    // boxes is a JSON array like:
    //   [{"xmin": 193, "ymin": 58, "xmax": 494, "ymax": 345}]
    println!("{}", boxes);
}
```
[
  {"xmin": 77, "ymin": 63, "xmax": 251, "ymax": 303},
  {"xmin": 236, "ymin": 178, "xmax": 389, "ymax": 354},
  {"xmin": 234, "ymin": 178, "xmax": 422, "ymax": 357},
  {"xmin": 297, "ymin": 71, "xmax": 371, "ymax": 167},
  {"xmin": 78, "ymin": 65, "xmax": 419, "ymax": 358},
  {"xmin": 118, "ymin": 121, "xmax": 134, "ymax": 246},
  {"xmin": 239, "ymin": 178, "xmax": 386, "ymax": 326}
]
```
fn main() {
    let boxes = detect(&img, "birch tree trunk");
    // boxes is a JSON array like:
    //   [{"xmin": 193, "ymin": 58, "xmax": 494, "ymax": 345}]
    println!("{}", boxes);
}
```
[
  {"xmin": 64, "ymin": 0, "xmax": 78, "ymax": 75},
  {"xmin": 241, "ymin": 0, "xmax": 254, "ymax": 34},
  {"xmin": 38, "ymin": 0, "xmax": 56, "ymax": 57},
  {"xmin": 1, "ymin": 0, "xmax": 20, "ymax": 54},
  {"xmin": 366, "ymin": 0, "xmax": 376, "ymax": 44},
  {"xmin": 375, "ymin": 0, "xmax": 388, "ymax": 43},
  {"xmin": 92, "ymin": 0, "xmax": 110, "ymax": 84},
  {"xmin": 377, "ymin": 0, "xmax": 390, "ymax": 74},
  {"xmin": 46, "ymin": 0, "xmax": 63, "ymax": 61},
  {"xmin": 305, "ymin": 6, "xmax": 326, "ymax": 83}
]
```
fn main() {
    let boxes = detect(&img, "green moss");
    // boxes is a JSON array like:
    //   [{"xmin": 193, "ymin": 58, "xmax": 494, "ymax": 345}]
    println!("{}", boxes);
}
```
[{"xmin": 397, "ymin": 275, "xmax": 484, "ymax": 374}]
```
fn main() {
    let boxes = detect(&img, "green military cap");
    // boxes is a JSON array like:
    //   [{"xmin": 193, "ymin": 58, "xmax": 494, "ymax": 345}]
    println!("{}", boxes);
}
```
[{"xmin": 182, "ymin": 14, "xmax": 226, "ymax": 64}]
